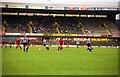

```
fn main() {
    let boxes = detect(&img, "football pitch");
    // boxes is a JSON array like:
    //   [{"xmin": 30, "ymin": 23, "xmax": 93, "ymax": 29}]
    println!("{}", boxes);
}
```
[{"xmin": 2, "ymin": 46, "xmax": 118, "ymax": 75}]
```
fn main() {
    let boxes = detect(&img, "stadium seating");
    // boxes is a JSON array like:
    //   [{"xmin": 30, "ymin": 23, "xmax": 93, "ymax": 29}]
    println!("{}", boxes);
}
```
[
  {"xmin": 55, "ymin": 16, "xmax": 83, "ymax": 34},
  {"xmin": 2, "ymin": 15, "xmax": 119, "ymax": 37},
  {"xmin": 2, "ymin": 15, "xmax": 56, "ymax": 33},
  {"xmin": 105, "ymin": 20, "xmax": 119, "ymax": 37}
]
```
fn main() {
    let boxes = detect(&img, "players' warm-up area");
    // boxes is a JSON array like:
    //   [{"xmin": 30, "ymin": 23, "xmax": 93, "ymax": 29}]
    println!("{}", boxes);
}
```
[{"xmin": 2, "ymin": 47, "xmax": 118, "ymax": 75}]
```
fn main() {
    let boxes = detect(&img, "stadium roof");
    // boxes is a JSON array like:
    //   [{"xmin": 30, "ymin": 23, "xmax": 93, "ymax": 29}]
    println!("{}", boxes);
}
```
[
  {"xmin": 2, "ymin": 8, "xmax": 119, "ymax": 16},
  {"xmin": 1, "ymin": 0, "xmax": 120, "ymax": 8}
]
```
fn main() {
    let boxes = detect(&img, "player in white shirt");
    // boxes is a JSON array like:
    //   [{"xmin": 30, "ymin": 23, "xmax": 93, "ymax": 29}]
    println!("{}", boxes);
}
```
[
  {"xmin": 43, "ymin": 38, "xmax": 49, "ymax": 50},
  {"xmin": 22, "ymin": 36, "xmax": 29, "ymax": 52},
  {"xmin": 76, "ymin": 40, "xmax": 80, "ymax": 48},
  {"xmin": 86, "ymin": 38, "xmax": 93, "ymax": 52},
  {"xmin": 43, "ymin": 38, "xmax": 47, "ymax": 46}
]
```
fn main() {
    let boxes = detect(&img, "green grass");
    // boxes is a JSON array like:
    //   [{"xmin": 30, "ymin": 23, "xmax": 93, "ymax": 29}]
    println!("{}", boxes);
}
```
[{"xmin": 2, "ymin": 46, "xmax": 118, "ymax": 75}]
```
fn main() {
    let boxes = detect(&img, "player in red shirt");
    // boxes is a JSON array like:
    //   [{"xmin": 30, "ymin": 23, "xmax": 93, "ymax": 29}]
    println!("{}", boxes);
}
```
[
  {"xmin": 66, "ymin": 39, "xmax": 70, "ymax": 48},
  {"xmin": 58, "ymin": 38, "xmax": 64, "ymax": 51},
  {"xmin": 15, "ymin": 38, "xmax": 22, "ymax": 49},
  {"xmin": 1, "ymin": 40, "xmax": 7, "ymax": 48}
]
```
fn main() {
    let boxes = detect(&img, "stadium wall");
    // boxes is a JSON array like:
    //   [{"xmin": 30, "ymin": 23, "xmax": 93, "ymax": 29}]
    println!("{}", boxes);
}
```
[
  {"xmin": 1, "ymin": 35, "xmax": 120, "ymax": 47},
  {"xmin": 118, "ymin": 1, "xmax": 120, "ymax": 8}
]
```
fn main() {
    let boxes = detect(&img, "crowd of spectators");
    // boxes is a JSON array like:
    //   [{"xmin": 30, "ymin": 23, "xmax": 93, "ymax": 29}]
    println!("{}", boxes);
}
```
[{"xmin": 2, "ymin": 15, "xmax": 119, "ymax": 36}]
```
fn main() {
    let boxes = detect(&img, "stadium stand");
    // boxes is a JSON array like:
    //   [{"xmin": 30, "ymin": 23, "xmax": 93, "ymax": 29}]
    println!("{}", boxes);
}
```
[
  {"xmin": 104, "ymin": 20, "xmax": 119, "ymax": 37},
  {"xmin": 2, "ymin": 15, "xmax": 56, "ymax": 33},
  {"xmin": 55, "ymin": 16, "xmax": 83, "ymax": 34},
  {"xmin": 2, "ymin": 15, "xmax": 119, "ymax": 37}
]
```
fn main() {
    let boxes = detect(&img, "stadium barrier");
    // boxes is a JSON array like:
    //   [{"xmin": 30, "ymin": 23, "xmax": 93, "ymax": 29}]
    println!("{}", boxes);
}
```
[{"xmin": 1, "ymin": 33, "xmax": 115, "ymax": 38}]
